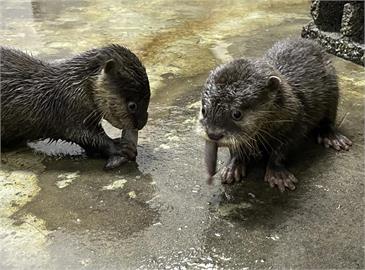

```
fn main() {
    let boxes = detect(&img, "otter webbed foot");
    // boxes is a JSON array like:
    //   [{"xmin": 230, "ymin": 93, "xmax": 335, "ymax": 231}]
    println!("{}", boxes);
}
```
[
  {"xmin": 220, "ymin": 156, "xmax": 246, "ymax": 184},
  {"xmin": 70, "ymin": 127, "xmax": 139, "ymax": 169},
  {"xmin": 104, "ymin": 155, "xmax": 129, "ymax": 170},
  {"xmin": 112, "ymin": 137, "xmax": 137, "ymax": 161},
  {"xmin": 317, "ymin": 128, "xmax": 352, "ymax": 151},
  {"xmin": 104, "ymin": 138, "xmax": 137, "ymax": 170},
  {"xmin": 264, "ymin": 166, "xmax": 298, "ymax": 192},
  {"xmin": 104, "ymin": 130, "xmax": 138, "ymax": 170}
]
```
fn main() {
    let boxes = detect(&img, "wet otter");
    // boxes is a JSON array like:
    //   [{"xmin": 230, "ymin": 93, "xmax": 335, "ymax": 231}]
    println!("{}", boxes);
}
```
[
  {"xmin": 1, "ymin": 45, "xmax": 150, "ymax": 169},
  {"xmin": 198, "ymin": 38, "xmax": 352, "ymax": 192}
]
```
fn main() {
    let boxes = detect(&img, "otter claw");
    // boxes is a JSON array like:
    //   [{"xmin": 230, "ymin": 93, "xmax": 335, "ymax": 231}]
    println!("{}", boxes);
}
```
[
  {"xmin": 111, "ymin": 129, "xmax": 138, "ymax": 161},
  {"xmin": 113, "ymin": 138, "xmax": 137, "ymax": 161},
  {"xmin": 317, "ymin": 129, "xmax": 352, "ymax": 151},
  {"xmin": 104, "ymin": 155, "xmax": 129, "ymax": 170},
  {"xmin": 220, "ymin": 158, "xmax": 245, "ymax": 184},
  {"xmin": 265, "ymin": 167, "xmax": 297, "ymax": 192}
]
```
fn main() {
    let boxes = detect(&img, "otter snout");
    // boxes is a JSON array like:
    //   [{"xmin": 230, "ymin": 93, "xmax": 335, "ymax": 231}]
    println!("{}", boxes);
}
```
[
  {"xmin": 135, "ymin": 112, "xmax": 148, "ymax": 130},
  {"xmin": 207, "ymin": 132, "xmax": 224, "ymax": 141},
  {"xmin": 205, "ymin": 127, "xmax": 225, "ymax": 142}
]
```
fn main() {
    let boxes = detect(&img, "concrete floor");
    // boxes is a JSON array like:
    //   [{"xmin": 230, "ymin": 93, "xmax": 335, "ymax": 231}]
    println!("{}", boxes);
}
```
[{"xmin": 0, "ymin": 0, "xmax": 364, "ymax": 269}]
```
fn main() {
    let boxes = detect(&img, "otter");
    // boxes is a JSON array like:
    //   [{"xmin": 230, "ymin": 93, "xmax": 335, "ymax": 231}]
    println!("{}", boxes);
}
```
[
  {"xmin": 1, "ymin": 45, "xmax": 150, "ymax": 169},
  {"xmin": 198, "ymin": 38, "xmax": 352, "ymax": 192}
]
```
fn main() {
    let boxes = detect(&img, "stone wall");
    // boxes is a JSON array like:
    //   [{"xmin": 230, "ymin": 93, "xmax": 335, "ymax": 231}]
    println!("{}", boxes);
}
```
[{"xmin": 302, "ymin": 0, "xmax": 364, "ymax": 66}]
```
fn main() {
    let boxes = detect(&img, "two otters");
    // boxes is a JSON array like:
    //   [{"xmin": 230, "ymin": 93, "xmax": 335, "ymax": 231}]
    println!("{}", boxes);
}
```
[{"xmin": 0, "ymin": 38, "xmax": 352, "ymax": 191}]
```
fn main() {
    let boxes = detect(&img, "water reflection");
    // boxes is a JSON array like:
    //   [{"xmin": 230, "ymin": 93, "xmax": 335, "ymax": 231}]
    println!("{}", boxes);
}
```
[{"xmin": 30, "ymin": 0, "xmax": 89, "ymax": 22}]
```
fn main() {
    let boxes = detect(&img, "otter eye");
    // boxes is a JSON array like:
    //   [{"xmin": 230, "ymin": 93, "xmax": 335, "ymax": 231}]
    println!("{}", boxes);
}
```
[
  {"xmin": 128, "ymin": 102, "xmax": 137, "ymax": 113},
  {"xmin": 231, "ymin": 110, "xmax": 242, "ymax": 121},
  {"xmin": 201, "ymin": 107, "xmax": 207, "ymax": 117}
]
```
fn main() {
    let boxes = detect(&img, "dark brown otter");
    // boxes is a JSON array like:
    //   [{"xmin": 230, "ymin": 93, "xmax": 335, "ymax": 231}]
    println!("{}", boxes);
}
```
[
  {"xmin": 1, "ymin": 45, "xmax": 150, "ymax": 169},
  {"xmin": 198, "ymin": 38, "xmax": 352, "ymax": 192}
]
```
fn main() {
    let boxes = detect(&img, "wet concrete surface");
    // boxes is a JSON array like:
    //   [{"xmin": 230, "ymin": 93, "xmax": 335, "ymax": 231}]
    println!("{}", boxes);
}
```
[{"xmin": 0, "ymin": 0, "xmax": 364, "ymax": 269}]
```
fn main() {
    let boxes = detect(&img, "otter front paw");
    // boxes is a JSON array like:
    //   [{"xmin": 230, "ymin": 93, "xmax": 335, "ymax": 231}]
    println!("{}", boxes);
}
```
[
  {"xmin": 103, "ymin": 139, "xmax": 137, "ymax": 170},
  {"xmin": 264, "ymin": 167, "xmax": 298, "ymax": 192},
  {"xmin": 113, "ymin": 138, "xmax": 137, "ymax": 161},
  {"xmin": 220, "ymin": 157, "xmax": 246, "ymax": 184},
  {"xmin": 104, "ymin": 155, "xmax": 129, "ymax": 170},
  {"xmin": 317, "ymin": 129, "xmax": 352, "ymax": 151}
]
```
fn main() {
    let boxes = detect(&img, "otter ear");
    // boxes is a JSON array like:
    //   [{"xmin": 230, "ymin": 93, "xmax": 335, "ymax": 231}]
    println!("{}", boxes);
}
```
[
  {"xmin": 103, "ymin": 59, "xmax": 118, "ymax": 74},
  {"xmin": 267, "ymin": 76, "xmax": 281, "ymax": 91}
]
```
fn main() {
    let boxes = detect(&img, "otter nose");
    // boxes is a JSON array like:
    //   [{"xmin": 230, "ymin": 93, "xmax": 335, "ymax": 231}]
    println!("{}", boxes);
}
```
[
  {"xmin": 207, "ymin": 132, "xmax": 224, "ymax": 141},
  {"xmin": 136, "ymin": 112, "xmax": 148, "ymax": 130}
]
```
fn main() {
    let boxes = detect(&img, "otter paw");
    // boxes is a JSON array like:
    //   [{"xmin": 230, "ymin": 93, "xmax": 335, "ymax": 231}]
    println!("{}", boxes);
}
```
[
  {"xmin": 264, "ymin": 168, "xmax": 298, "ymax": 192},
  {"xmin": 104, "ymin": 155, "xmax": 129, "ymax": 170},
  {"xmin": 220, "ymin": 159, "xmax": 246, "ymax": 184},
  {"xmin": 113, "ymin": 138, "xmax": 137, "ymax": 161},
  {"xmin": 317, "ymin": 130, "xmax": 352, "ymax": 151}
]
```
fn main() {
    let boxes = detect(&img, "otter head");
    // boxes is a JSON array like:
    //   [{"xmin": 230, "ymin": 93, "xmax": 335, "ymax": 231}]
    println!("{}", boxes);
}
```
[
  {"xmin": 94, "ymin": 47, "xmax": 150, "ymax": 130},
  {"xmin": 198, "ymin": 58, "xmax": 282, "ymax": 151}
]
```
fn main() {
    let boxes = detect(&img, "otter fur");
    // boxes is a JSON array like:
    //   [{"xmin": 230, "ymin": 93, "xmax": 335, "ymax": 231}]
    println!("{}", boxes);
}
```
[
  {"xmin": 1, "ymin": 45, "xmax": 150, "ymax": 169},
  {"xmin": 198, "ymin": 38, "xmax": 352, "ymax": 191}
]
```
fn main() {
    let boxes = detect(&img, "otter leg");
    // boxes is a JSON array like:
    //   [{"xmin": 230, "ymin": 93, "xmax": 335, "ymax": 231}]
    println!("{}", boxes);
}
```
[
  {"xmin": 112, "ymin": 137, "xmax": 137, "ymax": 161},
  {"xmin": 103, "ymin": 137, "xmax": 138, "ymax": 169},
  {"xmin": 67, "ymin": 127, "xmax": 136, "ymax": 169},
  {"xmin": 317, "ymin": 120, "xmax": 352, "ymax": 151},
  {"xmin": 265, "ymin": 150, "xmax": 298, "ymax": 192},
  {"xmin": 316, "ymin": 88, "xmax": 352, "ymax": 151},
  {"xmin": 220, "ymin": 149, "xmax": 246, "ymax": 184},
  {"xmin": 79, "ymin": 143, "xmax": 100, "ymax": 157}
]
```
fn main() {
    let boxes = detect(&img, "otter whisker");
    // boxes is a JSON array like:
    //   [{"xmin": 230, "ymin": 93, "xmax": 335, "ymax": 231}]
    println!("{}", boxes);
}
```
[
  {"xmin": 255, "ymin": 132, "xmax": 270, "ymax": 152},
  {"xmin": 234, "ymin": 133, "xmax": 254, "ymax": 156},
  {"xmin": 231, "ymin": 135, "xmax": 246, "ymax": 158},
  {"xmin": 259, "ymin": 128, "xmax": 285, "ymax": 145},
  {"xmin": 241, "ymin": 133, "xmax": 256, "ymax": 151},
  {"xmin": 256, "ymin": 127, "xmax": 275, "ymax": 151},
  {"xmin": 261, "ymin": 120, "xmax": 295, "ymax": 124}
]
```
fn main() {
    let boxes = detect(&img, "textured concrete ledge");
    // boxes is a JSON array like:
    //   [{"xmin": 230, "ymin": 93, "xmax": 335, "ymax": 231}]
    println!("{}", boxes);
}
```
[
  {"xmin": 302, "ymin": 0, "xmax": 364, "ymax": 66},
  {"xmin": 302, "ymin": 21, "xmax": 364, "ymax": 66}
]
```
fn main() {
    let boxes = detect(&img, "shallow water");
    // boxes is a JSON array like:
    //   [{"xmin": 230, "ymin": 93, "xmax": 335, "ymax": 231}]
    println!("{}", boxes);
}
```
[{"xmin": 1, "ymin": 0, "xmax": 364, "ymax": 269}]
